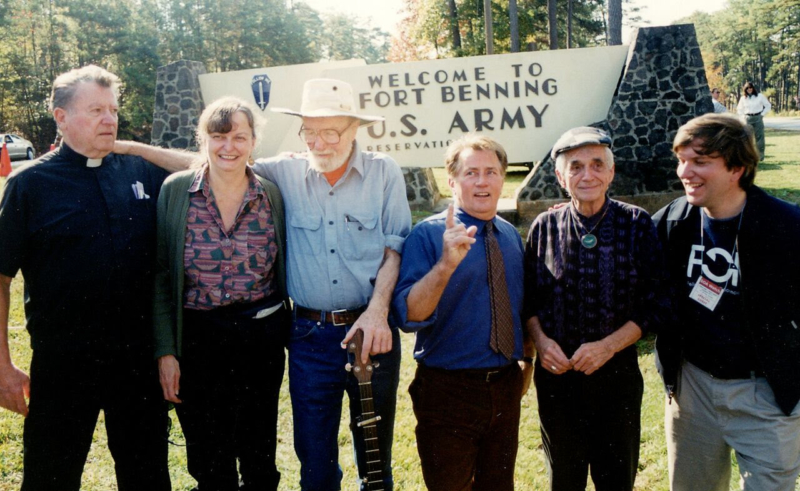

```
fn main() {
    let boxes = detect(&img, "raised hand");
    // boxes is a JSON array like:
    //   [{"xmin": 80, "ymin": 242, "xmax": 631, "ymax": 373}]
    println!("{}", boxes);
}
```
[{"xmin": 440, "ymin": 204, "xmax": 478, "ymax": 273}]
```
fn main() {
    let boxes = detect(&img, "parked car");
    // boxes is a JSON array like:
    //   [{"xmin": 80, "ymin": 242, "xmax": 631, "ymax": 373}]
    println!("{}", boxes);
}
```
[{"xmin": 1, "ymin": 134, "xmax": 35, "ymax": 161}]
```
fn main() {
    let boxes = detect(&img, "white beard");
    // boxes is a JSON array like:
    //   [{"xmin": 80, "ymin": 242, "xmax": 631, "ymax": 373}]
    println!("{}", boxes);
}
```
[{"xmin": 308, "ymin": 152, "xmax": 348, "ymax": 173}]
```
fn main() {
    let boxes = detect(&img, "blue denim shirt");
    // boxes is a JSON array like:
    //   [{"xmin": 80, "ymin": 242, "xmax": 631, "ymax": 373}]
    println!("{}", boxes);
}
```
[
  {"xmin": 252, "ymin": 143, "xmax": 411, "ymax": 311},
  {"xmin": 392, "ymin": 208, "xmax": 525, "ymax": 369}
]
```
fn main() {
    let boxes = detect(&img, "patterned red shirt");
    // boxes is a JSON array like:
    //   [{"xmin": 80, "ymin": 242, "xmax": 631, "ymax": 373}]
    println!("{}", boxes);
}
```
[{"xmin": 183, "ymin": 165, "xmax": 278, "ymax": 310}]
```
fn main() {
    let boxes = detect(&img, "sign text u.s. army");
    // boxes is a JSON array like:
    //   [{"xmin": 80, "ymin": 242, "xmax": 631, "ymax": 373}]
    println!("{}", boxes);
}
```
[{"xmin": 198, "ymin": 46, "xmax": 628, "ymax": 167}]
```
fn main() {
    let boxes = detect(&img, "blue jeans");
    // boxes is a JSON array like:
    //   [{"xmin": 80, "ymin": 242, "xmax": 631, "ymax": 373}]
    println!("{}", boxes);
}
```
[{"xmin": 288, "ymin": 315, "xmax": 400, "ymax": 491}]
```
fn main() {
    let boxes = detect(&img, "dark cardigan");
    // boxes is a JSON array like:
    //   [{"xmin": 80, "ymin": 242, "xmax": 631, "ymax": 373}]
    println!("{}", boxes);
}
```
[{"xmin": 152, "ymin": 168, "xmax": 288, "ymax": 359}]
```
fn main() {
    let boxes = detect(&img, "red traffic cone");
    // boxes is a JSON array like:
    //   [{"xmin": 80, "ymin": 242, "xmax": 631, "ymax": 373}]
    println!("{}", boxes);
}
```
[{"xmin": 0, "ymin": 142, "xmax": 12, "ymax": 177}]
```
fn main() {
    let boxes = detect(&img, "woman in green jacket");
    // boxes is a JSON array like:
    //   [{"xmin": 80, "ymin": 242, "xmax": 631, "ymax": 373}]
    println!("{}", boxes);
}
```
[{"xmin": 152, "ymin": 97, "xmax": 288, "ymax": 491}]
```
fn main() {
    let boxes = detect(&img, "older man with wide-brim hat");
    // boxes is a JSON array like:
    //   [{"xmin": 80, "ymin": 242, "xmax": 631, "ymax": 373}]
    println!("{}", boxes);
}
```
[
  {"xmin": 260, "ymin": 78, "xmax": 411, "ymax": 491},
  {"xmin": 523, "ymin": 126, "xmax": 669, "ymax": 491},
  {"xmin": 272, "ymin": 78, "xmax": 384, "ymax": 124},
  {"xmin": 113, "ymin": 78, "xmax": 411, "ymax": 491}
]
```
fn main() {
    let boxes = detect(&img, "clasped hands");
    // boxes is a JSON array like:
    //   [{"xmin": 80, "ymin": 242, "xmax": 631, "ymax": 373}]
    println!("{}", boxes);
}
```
[{"xmin": 537, "ymin": 335, "xmax": 614, "ymax": 376}]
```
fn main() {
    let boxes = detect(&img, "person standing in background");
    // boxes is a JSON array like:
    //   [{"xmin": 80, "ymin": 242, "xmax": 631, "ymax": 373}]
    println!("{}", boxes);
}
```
[
  {"xmin": 736, "ymin": 82, "xmax": 771, "ymax": 160},
  {"xmin": 711, "ymin": 88, "xmax": 727, "ymax": 113}
]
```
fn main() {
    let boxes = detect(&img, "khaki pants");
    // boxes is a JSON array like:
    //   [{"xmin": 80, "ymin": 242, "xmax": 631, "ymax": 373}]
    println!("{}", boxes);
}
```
[{"xmin": 666, "ymin": 361, "xmax": 800, "ymax": 491}]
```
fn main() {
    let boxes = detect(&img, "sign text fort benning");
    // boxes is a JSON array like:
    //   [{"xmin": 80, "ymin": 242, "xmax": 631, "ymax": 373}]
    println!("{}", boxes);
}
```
[{"xmin": 199, "ymin": 46, "xmax": 629, "ymax": 167}]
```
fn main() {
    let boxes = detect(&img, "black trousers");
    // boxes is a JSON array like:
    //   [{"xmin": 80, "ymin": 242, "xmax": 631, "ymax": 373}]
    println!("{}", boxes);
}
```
[
  {"xmin": 22, "ymin": 348, "xmax": 170, "ymax": 491},
  {"xmin": 409, "ymin": 363, "xmax": 523, "ymax": 491},
  {"xmin": 177, "ymin": 303, "xmax": 288, "ymax": 491},
  {"xmin": 534, "ymin": 347, "xmax": 643, "ymax": 491}
]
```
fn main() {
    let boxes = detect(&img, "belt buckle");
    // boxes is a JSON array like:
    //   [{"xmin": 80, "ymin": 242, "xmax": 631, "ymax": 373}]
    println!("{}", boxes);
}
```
[
  {"xmin": 331, "ymin": 309, "xmax": 349, "ymax": 326},
  {"xmin": 485, "ymin": 369, "xmax": 501, "ymax": 382}
]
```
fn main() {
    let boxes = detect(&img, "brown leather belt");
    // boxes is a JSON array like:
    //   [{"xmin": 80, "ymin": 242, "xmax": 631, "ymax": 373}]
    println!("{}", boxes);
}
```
[{"xmin": 295, "ymin": 305, "xmax": 366, "ymax": 326}]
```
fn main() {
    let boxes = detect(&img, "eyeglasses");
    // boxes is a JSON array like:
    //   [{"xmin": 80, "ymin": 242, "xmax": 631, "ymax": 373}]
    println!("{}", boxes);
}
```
[{"xmin": 298, "ymin": 126, "xmax": 348, "ymax": 145}]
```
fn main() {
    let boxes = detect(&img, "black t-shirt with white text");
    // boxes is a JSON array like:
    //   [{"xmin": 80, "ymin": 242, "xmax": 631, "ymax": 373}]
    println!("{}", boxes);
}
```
[{"xmin": 682, "ymin": 210, "xmax": 761, "ymax": 378}]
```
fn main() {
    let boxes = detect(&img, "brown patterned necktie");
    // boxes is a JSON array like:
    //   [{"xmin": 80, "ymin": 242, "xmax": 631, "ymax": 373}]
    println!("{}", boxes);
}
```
[{"xmin": 484, "ymin": 220, "xmax": 515, "ymax": 359}]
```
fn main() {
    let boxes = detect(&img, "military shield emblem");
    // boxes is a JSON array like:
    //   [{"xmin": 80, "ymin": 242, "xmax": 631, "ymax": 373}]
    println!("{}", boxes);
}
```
[{"xmin": 251, "ymin": 74, "xmax": 272, "ymax": 110}]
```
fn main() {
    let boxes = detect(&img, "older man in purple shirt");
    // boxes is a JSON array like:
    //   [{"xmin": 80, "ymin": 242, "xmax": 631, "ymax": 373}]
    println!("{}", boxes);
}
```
[{"xmin": 524, "ymin": 127, "xmax": 667, "ymax": 491}]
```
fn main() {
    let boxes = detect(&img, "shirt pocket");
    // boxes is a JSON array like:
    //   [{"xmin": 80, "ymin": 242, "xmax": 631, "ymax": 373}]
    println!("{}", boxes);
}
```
[
  {"xmin": 342, "ymin": 212, "xmax": 384, "ymax": 260},
  {"xmin": 289, "ymin": 214, "xmax": 322, "ymax": 255}
]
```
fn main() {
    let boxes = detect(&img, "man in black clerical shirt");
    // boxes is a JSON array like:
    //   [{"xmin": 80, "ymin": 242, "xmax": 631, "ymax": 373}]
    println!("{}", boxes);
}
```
[
  {"xmin": 0, "ymin": 65, "xmax": 179, "ymax": 491},
  {"xmin": 654, "ymin": 113, "xmax": 800, "ymax": 491}
]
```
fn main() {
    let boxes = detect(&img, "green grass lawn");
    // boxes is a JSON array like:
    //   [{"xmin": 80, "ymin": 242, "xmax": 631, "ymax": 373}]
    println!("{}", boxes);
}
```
[
  {"xmin": 1, "ymin": 128, "xmax": 800, "ymax": 490},
  {"xmin": 751, "ymin": 130, "xmax": 800, "ymax": 203}
]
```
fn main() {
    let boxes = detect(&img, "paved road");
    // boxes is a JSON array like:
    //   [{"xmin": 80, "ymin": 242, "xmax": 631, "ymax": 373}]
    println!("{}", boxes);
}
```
[
  {"xmin": 10, "ymin": 159, "xmax": 31, "ymax": 171},
  {"xmin": 764, "ymin": 117, "xmax": 800, "ymax": 131}
]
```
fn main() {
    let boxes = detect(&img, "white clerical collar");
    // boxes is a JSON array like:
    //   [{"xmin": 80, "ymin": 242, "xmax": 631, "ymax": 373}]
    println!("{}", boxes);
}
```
[{"xmin": 86, "ymin": 158, "xmax": 102, "ymax": 168}]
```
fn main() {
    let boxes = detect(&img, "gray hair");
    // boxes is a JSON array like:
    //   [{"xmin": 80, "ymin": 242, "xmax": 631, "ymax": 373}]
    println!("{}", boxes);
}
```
[
  {"xmin": 555, "ymin": 145, "xmax": 615, "ymax": 180},
  {"xmin": 50, "ymin": 65, "xmax": 120, "ymax": 112}
]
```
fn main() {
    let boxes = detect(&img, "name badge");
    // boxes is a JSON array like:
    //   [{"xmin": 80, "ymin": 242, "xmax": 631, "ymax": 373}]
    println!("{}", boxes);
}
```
[{"xmin": 689, "ymin": 276, "xmax": 723, "ymax": 311}]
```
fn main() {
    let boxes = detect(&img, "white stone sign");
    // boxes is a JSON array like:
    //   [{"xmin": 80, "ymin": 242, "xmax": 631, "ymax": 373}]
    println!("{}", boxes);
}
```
[{"xmin": 198, "ymin": 46, "xmax": 629, "ymax": 167}]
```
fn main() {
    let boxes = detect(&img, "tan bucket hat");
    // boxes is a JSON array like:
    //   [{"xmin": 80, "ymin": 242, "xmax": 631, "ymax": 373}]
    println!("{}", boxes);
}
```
[{"xmin": 271, "ymin": 78, "xmax": 384, "ymax": 127}]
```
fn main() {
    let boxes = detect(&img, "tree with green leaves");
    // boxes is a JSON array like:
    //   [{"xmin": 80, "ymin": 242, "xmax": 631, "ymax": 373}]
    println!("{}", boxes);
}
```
[
  {"xmin": 0, "ymin": 0, "xmax": 390, "ymax": 148},
  {"xmin": 323, "ymin": 12, "xmax": 390, "ymax": 64},
  {"xmin": 394, "ymin": 0, "xmax": 607, "ymax": 58},
  {"xmin": 685, "ymin": 0, "xmax": 800, "ymax": 112}
]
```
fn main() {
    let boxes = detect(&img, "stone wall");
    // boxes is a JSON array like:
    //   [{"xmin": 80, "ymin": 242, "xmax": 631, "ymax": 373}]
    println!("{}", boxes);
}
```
[
  {"xmin": 151, "ymin": 60, "xmax": 207, "ymax": 149},
  {"xmin": 403, "ymin": 167, "xmax": 441, "ymax": 211},
  {"xmin": 517, "ymin": 24, "xmax": 713, "ymax": 219}
]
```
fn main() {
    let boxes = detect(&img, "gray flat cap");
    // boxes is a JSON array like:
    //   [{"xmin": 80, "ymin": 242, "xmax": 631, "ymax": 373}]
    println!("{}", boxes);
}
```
[{"xmin": 551, "ymin": 126, "xmax": 612, "ymax": 160}]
